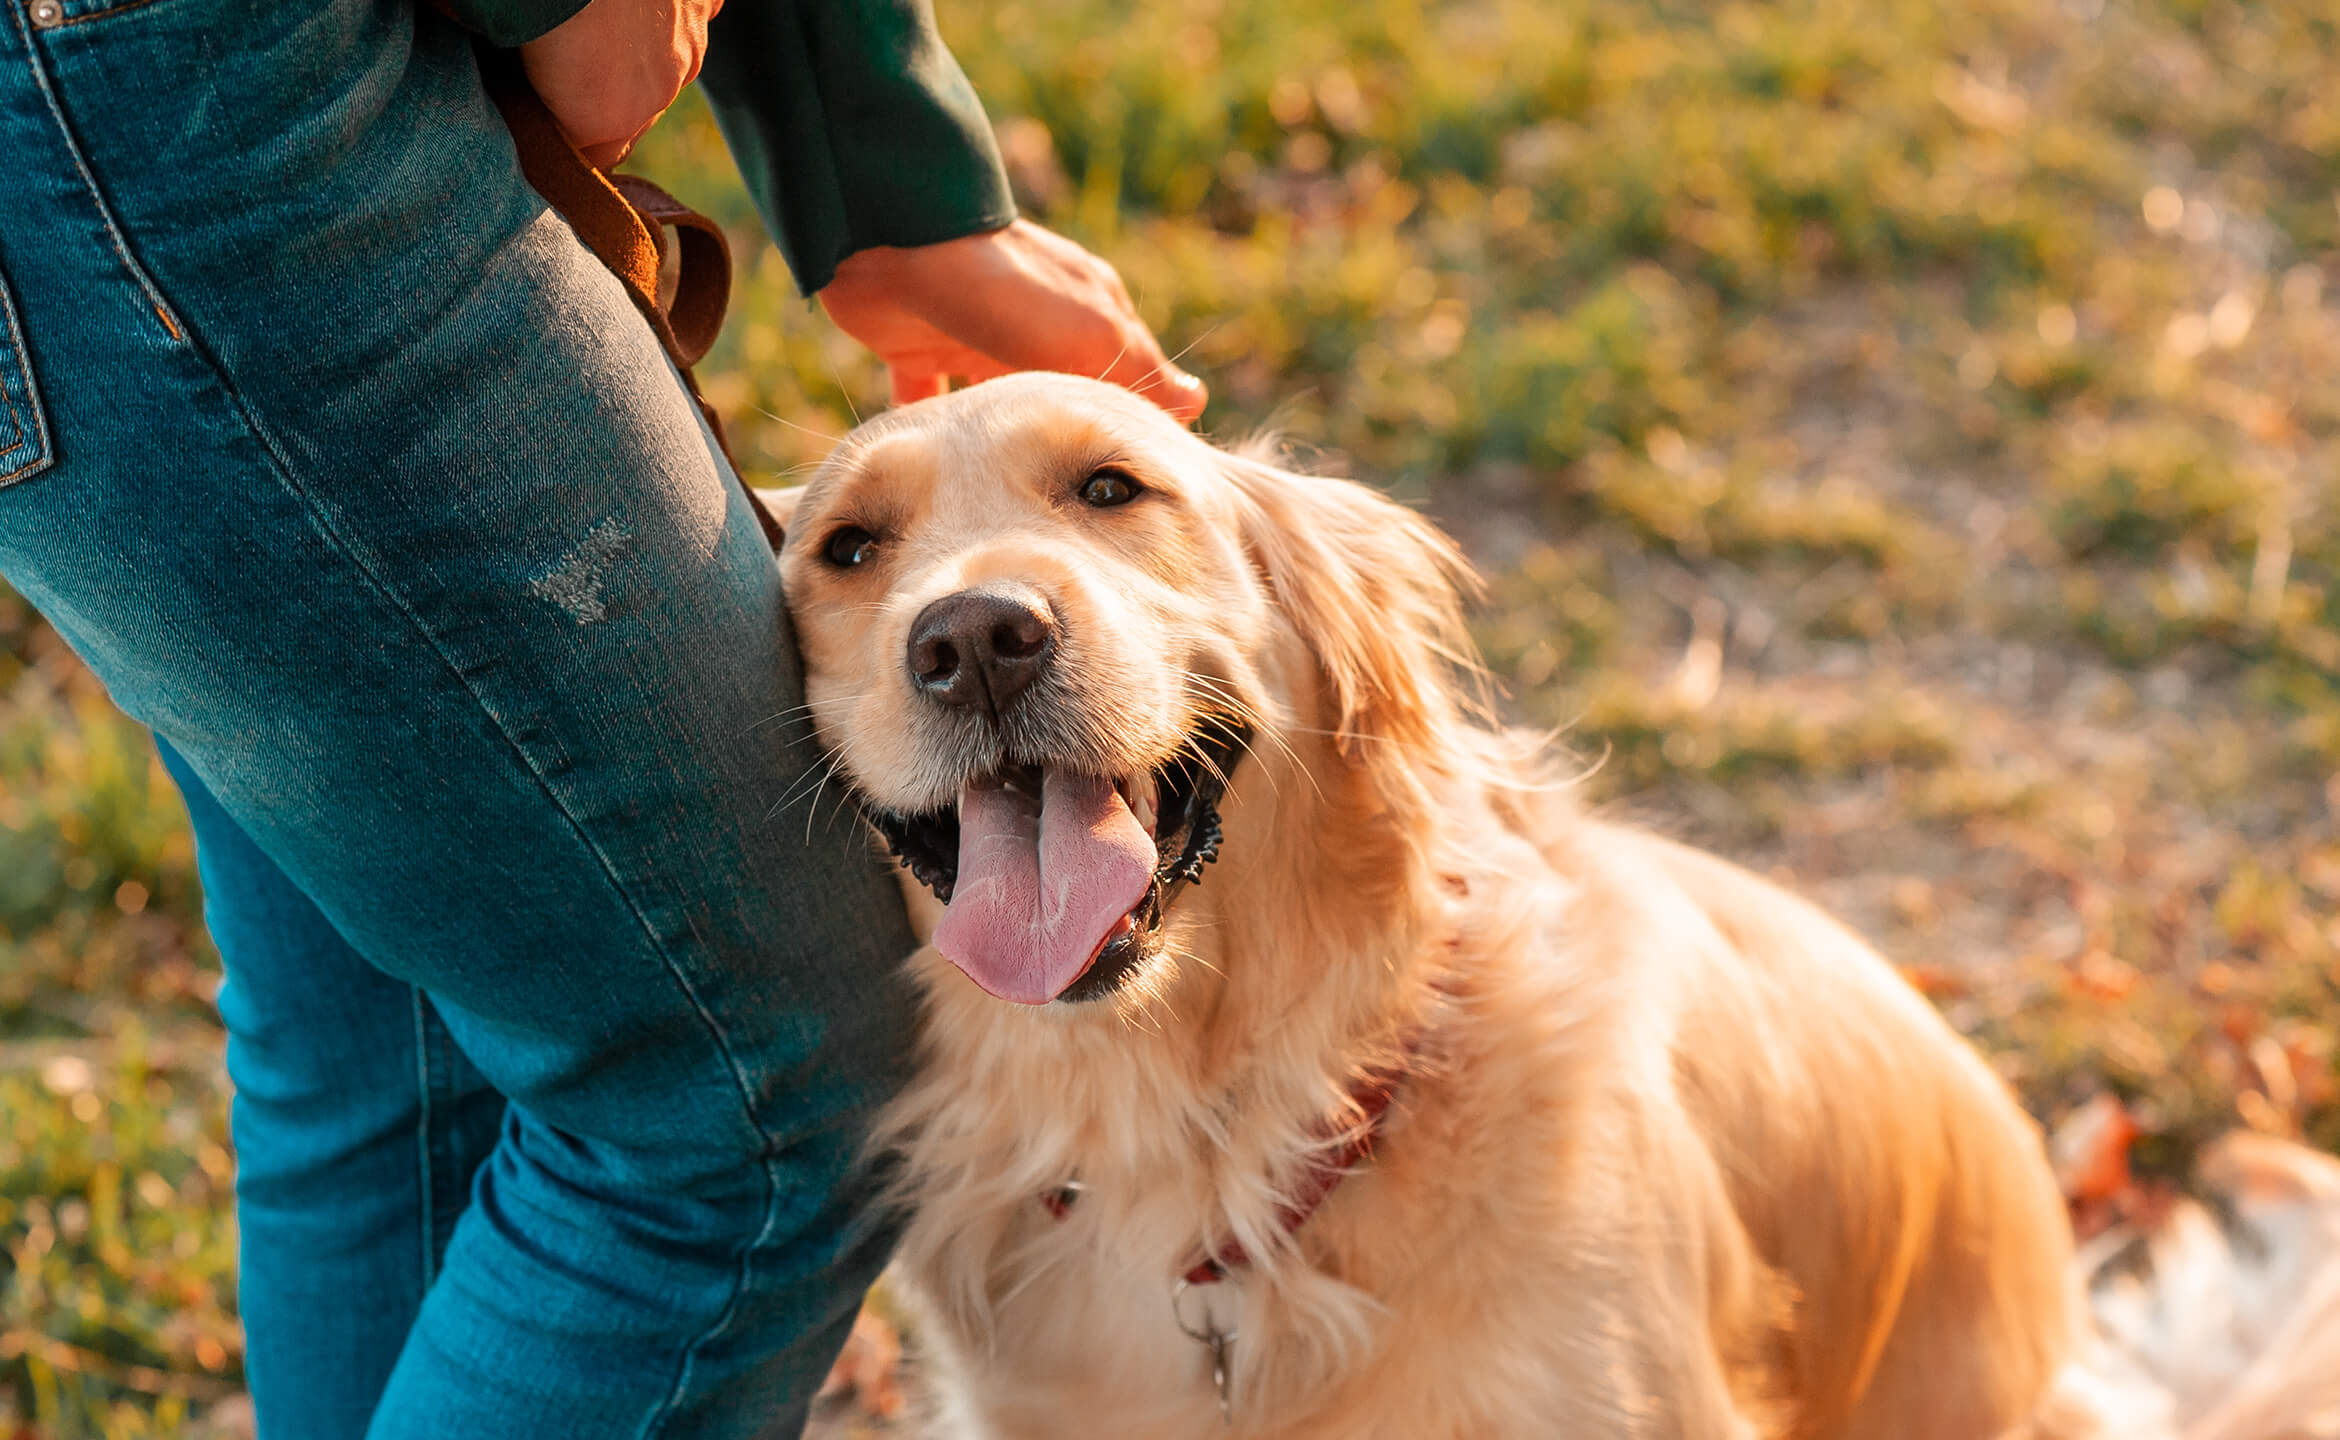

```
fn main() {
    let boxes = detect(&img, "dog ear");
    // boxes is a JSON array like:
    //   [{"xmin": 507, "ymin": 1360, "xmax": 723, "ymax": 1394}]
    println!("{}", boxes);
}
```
[
  {"xmin": 752, "ymin": 485, "xmax": 806, "ymax": 543},
  {"xmin": 1222, "ymin": 451, "xmax": 1482, "ymax": 757}
]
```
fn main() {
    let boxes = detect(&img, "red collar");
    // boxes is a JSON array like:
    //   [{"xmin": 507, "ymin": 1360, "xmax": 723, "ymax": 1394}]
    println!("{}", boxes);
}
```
[{"xmin": 1040, "ymin": 1029, "xmax": 1426, "ymax": 1287}]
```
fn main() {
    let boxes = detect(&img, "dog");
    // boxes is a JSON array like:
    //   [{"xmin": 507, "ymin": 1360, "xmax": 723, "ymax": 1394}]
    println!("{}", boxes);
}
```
[{"xmin": 764, "ymin": 372, "xmax": 2338, "ymax": 1438}]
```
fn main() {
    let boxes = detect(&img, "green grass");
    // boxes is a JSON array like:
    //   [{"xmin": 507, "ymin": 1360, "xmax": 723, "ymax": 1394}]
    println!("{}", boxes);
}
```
[{"xmin": 9, "ymin": 0, "xmax": 2340, "ymax": 1430}]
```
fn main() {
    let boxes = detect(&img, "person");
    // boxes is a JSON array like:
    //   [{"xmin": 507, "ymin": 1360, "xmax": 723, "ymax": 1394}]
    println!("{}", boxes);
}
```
[{"xmin": 0, "ymin": 0, "xmax": 1201, "ymax": 1433}]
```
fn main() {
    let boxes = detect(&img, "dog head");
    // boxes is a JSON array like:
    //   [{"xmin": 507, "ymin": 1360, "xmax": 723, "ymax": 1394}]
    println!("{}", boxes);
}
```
[{"xmin": 772, "ymin": 373, "xmax": 1476, "ymax": 1009}]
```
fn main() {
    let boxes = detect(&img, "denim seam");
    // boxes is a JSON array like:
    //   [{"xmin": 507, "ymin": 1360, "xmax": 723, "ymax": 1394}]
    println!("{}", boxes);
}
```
[
  {"xmin": 0, "ymin": 347, "xmax": 24, "ymax": 456},
  {"xmin": 0, "ymin": 391, "xmax": 24, "ymax": 462},
  {"xmin": 42, "ymin": 0, "xmax": 166, "ymax": 28},
  {"xmin": 639, "ymin": 371, "xmax": 796, "ymax": 1436},
  {"xmin": 0, "ymin": 393, "xmax": 46, "ymax": 485},
  {"xmin": 0, "ymin": 264, "xmax": 46, "ymax": 473},
  {"xmin": 650, "ymin": 1152, "xmax": 788, "ymax": 1435},
  {"xmin": 12, "ymin": 0, "xmax": 189, "ymax": 341},
  {"xmin": 411, "ymin": 987, "xmax": 437, "ymax": 1293},
  {"xmin": 255, "ymin": 408, "xmax": 779, "ymax": 1433},
  {"xmin": 151, "ymin": 271, "xmax": 786, "ymax": 1434},
  {"xmin": 421, "ymin": 1000, "xmax": 470, "ymax": 1266}
]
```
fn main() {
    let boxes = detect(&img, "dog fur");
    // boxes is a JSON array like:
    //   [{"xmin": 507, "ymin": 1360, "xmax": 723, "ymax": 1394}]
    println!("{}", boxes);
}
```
[{"xmin": 768, "ymin": 373, "xmax": 2086, "ymax": 1438}]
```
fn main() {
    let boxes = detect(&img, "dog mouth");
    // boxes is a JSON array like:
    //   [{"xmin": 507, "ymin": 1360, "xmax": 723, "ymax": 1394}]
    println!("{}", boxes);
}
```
[{"xmin": 862, "ymin": 719, "xmax": 1250, "ymax": 1005}]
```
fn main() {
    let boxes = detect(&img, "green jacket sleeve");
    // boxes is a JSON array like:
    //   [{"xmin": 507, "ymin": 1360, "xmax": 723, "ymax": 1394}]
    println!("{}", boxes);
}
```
[
  {"xmin": 436, "ymin": 0, "xmax": 589, "ymax": 49},
  {"xmin": 697, "ymin": 0, "xmax": 1018, "ymax": 294},
  {"xmin": 440, "ymin": 0, "xmax": 1018, "ymax": 294}
]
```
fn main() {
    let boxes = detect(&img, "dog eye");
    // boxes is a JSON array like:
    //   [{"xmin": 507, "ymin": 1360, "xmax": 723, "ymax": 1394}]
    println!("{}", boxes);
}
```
[
  {"xmin": 1077, "ymin": 469, "xmax": 1141, "ymax": 508},
  {"xmin": 824, "ymin": 526, "xmax": 880, "ymax": 568}
]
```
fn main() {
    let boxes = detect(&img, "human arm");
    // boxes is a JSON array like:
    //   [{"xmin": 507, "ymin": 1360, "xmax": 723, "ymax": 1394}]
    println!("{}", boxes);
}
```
[
  {"xmin": 694, "ymin": 0, "xmax": 1205, "ymax": 414},
  {"xmin": 449, "ymin": 0, "xmax": 1205, "ymax": 417}
]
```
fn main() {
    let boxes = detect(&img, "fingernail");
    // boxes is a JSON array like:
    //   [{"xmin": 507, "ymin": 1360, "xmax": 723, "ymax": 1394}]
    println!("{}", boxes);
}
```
[{"xmin": 1168, "ymin": 369, "xmax": 1208, "ymax": 417}]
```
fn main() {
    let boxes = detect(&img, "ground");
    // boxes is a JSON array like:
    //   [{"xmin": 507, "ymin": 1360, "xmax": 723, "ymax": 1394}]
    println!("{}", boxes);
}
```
[{"xmin": 4, "ymin": 0, "xmax": 2338, "ymax": 1433}]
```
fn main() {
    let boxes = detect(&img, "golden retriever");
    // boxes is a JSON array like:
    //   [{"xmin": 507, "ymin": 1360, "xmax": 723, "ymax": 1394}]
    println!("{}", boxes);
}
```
[{"xmin": 763, "ymin": 372, "xmax": 2330, "ymax": 1438}]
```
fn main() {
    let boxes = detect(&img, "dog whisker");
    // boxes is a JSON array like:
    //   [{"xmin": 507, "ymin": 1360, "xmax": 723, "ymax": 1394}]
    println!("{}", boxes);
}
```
[
  {"xmin": 741, "ymin": 701, "xmax": 824, "ymax": 736},
  {"xmin": 761, "ymin": 729, "xmax": 846, "ymax": 760},
  {"xmin": 1170, "ymin": 680, "xmax": 1318, "ymax": 812},
  {"xmin": 1114, "ymin": 994, "xmax": 1170, "ymax": 1037},
  {"xmin": 1163, "ymin": 320, "xmax": 1225, "ymax": 371},
  {"xmin": 765, "ymin": 742, "xmax": 853, "ymax": 826},
  {"xmin": 1091, "ymin": 330, "xmax": 1134, "ymax": 388},
  {"xmin": 822, "ymin": 354, "xmax": 864, "ymax": 427},
  {"xmin": 1113, "ymin": 968, "xmax": 1180, "ymax": 1036},
  {"xmin": 762, "ymin": 754, "xmax": 835, "ymax": 827},
  {"xmin": 810, "ymin": 755, "xmax": 868, "ymax": 843},
  {"xmin": 1169, "ymin": 943, "xmax": 1225, "ymax": 985},
  {"xmin": 739, "ymin": 690, "xmax": 883, "ymax": 740},
  {"xmin": 1178, "ymin": 674, "xmax": 1320, "ymax": 804},
  {"xmin": 750, "ymin": 406, "xmax": 843, "ymax": 445}
]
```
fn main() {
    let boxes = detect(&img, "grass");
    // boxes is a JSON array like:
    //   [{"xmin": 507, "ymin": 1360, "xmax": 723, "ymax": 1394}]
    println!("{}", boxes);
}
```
[{"xmin": 7, "ymin": 0, "xmax": 2340, "ymax": 1431}]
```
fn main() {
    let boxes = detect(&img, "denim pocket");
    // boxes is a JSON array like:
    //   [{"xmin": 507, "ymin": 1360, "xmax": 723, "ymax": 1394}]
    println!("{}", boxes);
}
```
[{"xmin": 0, "ymin": 266, "xmax": 53, "ymax": 488}]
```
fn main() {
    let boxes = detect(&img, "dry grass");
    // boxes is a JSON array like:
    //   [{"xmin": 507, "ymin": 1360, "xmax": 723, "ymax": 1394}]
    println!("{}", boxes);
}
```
[{"xmin": 6, "ymin": 0, "xmax": 2339, "ymax": 1432}]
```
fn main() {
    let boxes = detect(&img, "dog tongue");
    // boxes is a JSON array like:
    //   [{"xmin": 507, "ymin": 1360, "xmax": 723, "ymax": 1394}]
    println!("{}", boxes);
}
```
[{"xmin": 933, "ymin": 772, "xmax": 1156, "ymax": 1004}]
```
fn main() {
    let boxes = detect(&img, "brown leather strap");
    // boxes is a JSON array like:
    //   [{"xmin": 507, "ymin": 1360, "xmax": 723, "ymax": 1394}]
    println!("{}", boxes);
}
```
[
  {"xmin": 609, "ymin": 175, "xmax": 733, "ymax": 369},
  {"xmin": 474, "ymin": 48, "xmax": 784, "ymax": 552}
]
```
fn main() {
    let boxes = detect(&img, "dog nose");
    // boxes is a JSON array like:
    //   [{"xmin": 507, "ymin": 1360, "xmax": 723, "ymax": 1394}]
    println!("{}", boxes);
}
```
[{"xmin": 906, "ymin": 587, "xmax": 1059, "ymax": 715}]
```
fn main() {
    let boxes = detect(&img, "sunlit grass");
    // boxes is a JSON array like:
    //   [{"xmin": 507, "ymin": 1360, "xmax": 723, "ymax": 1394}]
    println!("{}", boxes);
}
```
[{"xmin": 9, "ymin": 0, "xmax": 2340, "ymax": 1429}]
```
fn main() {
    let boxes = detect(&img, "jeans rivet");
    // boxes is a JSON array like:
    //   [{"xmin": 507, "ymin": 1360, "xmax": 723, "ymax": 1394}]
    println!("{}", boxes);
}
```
[{"xmin": 28, "ymin": 0, "xmax": 64, "ymax": 26}]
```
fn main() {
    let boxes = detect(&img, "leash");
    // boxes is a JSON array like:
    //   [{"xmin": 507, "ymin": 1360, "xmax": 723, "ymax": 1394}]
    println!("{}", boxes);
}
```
[{"xmin": 476, "ymin": 47, "xmax": 787, "ymax": 553}]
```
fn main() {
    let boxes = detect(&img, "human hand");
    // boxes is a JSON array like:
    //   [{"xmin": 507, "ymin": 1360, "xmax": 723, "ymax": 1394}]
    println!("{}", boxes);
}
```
[
  {"xmin": 519, "ymin": 0, "xmax": 724, "ymax": 169},
  {"xmin": 819, "ymin": 219, "xmax": 1208, "ymax": 422}
]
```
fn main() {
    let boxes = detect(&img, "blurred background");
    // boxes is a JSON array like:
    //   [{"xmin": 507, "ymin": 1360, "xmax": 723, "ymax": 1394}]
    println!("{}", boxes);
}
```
[{"xmin": 6, "ymin": 0, "xmax": 2340, "ymax": 1432}]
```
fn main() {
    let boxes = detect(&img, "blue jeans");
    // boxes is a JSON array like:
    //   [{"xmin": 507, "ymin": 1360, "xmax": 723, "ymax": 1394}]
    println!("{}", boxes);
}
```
[{"xmin": 0, "ymin": 1, "xmax": 917, "ymax": 1435}]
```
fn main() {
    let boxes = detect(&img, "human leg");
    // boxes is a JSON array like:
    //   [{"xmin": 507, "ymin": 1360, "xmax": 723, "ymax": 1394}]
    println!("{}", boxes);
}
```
[
  {"xmin": 0, "ymin": 1, "xmax": 915, "ymax": 1433},
  {"xmin": 162, "ymin": 740, "xmax": 507, "ymax": 1434}
]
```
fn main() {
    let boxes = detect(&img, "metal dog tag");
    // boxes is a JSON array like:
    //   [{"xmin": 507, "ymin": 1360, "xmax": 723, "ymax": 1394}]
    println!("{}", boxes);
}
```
[
  {"xmin": 1171, "ymin": 1278, "xmax": 1238, "ymax": 1426},
  {"xmin": 1205, "ymin": 1327, "xmax": 1233, "ymax": 1424}
]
